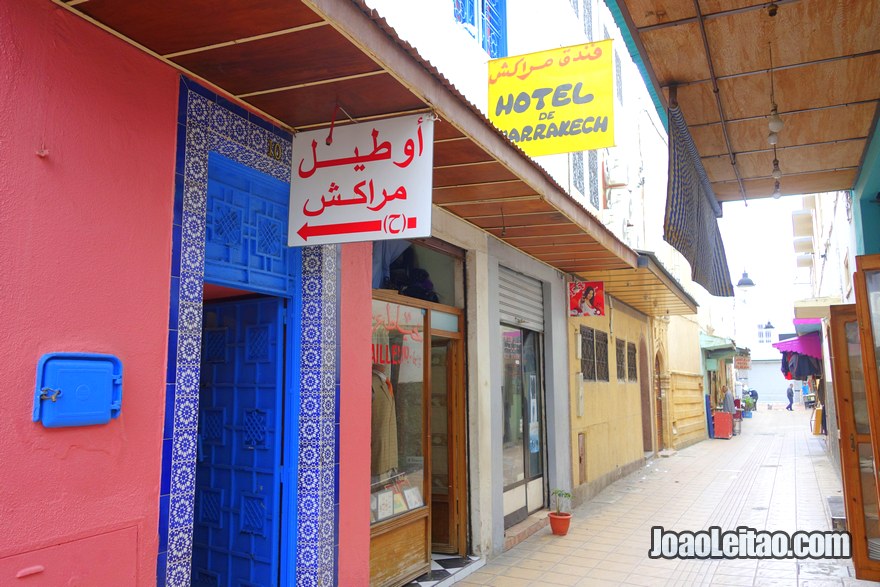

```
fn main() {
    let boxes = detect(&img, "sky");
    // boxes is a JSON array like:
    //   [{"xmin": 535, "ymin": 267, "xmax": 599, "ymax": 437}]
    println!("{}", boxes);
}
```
[{"xmin": 717, "ymin": 196, "xmax": 807, "ymax": 354}]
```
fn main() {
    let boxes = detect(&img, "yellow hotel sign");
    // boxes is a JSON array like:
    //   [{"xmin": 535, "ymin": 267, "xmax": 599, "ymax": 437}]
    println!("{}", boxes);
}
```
[{"xmin": 488, "ymin": 40, "xmax": 614, "ymax": 157}]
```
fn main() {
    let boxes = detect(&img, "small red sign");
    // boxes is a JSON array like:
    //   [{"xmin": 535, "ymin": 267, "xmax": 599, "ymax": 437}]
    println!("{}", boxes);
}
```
[{"xmin": 569, "ymin": 281, "xmax": 605, "ymax": 317}]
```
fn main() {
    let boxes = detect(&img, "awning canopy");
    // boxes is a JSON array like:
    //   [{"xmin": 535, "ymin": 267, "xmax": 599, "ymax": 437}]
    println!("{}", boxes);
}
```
[
  {"xmin": 664, "ymin": 104, "xmax": 733, "ymax": 297},
  {"xmin": 700, "ymin": 333, "xmax": 737, "ymax": 358},
  {"xmin": 59, "ymin": 0, "xmax": 640, "ymax": 275},
  {"xmin": 772, "ymin": 332, "xmax": 822, "ymax": 359},
  {"xmin": 609, "ymin": 0, "xmax": 880, "ymax": 202},
  {"xmin": 577, "ymin": 250, "xmax": 698, "ymax": 316},
  {"xmin": 793, "ymin": 318, "xmax": 822, "ymax": 336}
]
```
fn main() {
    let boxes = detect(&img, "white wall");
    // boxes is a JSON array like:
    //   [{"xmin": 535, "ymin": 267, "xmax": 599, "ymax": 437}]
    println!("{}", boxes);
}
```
[{"xmin": 742, "ymin": 360, "xmax": 791, "ymax": 406}]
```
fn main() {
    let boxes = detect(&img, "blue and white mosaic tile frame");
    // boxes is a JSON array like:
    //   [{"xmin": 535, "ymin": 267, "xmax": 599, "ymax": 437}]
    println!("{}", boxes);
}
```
[
  {"xmin": 160, "ymin": 77, "xmax": 339, "ymax": 586},
  {"xmin": 296, "ymin": 245, "xmax": 340, "ymax": 587}
]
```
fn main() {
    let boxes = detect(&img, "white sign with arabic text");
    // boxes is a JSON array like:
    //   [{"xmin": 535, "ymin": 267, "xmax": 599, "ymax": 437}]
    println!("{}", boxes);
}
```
[{"xmin": 288, "ymin": 114, "xmax": 434, "ymax": 246}]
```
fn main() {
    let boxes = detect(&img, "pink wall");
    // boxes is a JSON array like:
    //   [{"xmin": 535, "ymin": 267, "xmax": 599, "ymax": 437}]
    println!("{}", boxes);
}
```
[
  {"xmin": 338, "ymin": 242, "xmax": 373, "ymax": 585},
  {"xmin": 0, "ymin": 2, "xmax": 178, "ymax": 584}
]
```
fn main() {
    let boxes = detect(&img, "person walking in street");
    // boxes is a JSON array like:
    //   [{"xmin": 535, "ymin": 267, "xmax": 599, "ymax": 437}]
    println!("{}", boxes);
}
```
[{"xmin": 786, "ymin": 383, "xmax": 794, "ymax": 411}]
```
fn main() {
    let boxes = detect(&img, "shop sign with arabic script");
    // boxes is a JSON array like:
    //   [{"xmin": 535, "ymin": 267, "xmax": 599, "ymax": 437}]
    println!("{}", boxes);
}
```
[
  {"xmin": 289, "ymin": 114, "xmax": 434, "ymax": 246},
  {"xmin": 488, "ymin": 40, "xmax": 614, "ymax": 157}
]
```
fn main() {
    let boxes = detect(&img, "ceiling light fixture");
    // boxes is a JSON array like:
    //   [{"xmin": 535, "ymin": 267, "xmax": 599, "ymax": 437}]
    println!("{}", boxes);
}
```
[
  {"xmin": 768, "ymin": 43, "xmax": 783, "ymax": 198},
  {"xmin": 768, "ymin": 106, "xmax": 784, "ymax": 133},
  {"xmin": 771, "ymin": 144, "xmax": 782, "ymax": 180},
  {"xmin": 767, "ymin": 44, "xmax": 784, "ymax": 143}
]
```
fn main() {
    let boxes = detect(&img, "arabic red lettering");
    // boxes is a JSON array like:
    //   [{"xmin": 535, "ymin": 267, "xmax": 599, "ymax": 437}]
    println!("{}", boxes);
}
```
[
  {"xmin": 298, "ymin": 139, "xmax": 320, "ymax": 178},
  {"xmin": 297, "ymin": 129, "xmax": 393, "ymax": 178},
  {"xmin": 489, "ymin": 57, "xmax": 527, "ymax": 85},
  {"xmin": 367, "ymin": 186, "xmax": 407, "ymax": 212},
  {"xmin": 394, "ymin": 139, "xmax": 415, "ymax": 168},
  {"xmin": 302, "ymin": 181, "xmax": 366, "ymax": 217}
]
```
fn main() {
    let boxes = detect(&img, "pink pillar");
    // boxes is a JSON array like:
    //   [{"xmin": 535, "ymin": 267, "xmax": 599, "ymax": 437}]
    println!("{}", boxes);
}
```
[
  {"xmin": 338, "ymin": 242, "xmax": 373, "ymax": 584},
  {"xmin": 0, "ymin": 1, "xmax": 178, "ymax": 583}
]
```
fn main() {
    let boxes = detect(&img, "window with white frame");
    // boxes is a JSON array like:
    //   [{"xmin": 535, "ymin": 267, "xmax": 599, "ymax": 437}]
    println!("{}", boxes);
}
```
[
  {"xmin": 615, "ymin": 51, "xmax": 623, "ymax": 102},
  {"xmin": 454, "ymin": 0, "xmax": 508, "ymax": 58},
  {"xmin": 572, "ymin": 151, "xmax": 585, "ymax": 195},
  {"xmin": 583, "ymin": 0, "xmax": 593, "ymax": 41},
  {"xmin": 587, "ymin": 151, "xmax": 600, "ymax": 209}
]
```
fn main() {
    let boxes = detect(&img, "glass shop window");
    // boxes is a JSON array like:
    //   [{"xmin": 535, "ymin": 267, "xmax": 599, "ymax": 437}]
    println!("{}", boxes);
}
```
[
  {"xmin": 370, "ymin": 300, "xmax": 426, "ymax": 524},
  {"xmin": 372, "ymin": 240, "xmax": 464, "ymax": 308}
]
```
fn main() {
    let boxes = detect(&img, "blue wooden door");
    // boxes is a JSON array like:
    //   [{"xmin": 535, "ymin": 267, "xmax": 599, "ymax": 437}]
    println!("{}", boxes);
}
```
[{"xmin": 192, "ymin": 297, "xmax": 284, "ymax": 586}]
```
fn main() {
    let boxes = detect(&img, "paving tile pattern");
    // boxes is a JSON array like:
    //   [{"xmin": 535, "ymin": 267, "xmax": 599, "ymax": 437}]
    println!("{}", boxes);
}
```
[{"xmin": 460, "ymin": 407, "xmax": 879, "ymax": 586}]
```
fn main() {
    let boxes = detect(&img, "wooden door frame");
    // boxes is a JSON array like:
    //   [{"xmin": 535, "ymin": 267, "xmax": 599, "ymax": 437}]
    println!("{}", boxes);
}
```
[
  {"xmin": 654, "ymin": 353, "xmax": 664, "ymax": 451},
  {"xmin": 428, "ymin": 327, "xmax": 467, "ymax": 555},
  {"xmin": 639, "ymin": 337, "xmax": 652, "ymax": 452},
  {"xmin": 372, "ymin": 290, "xmax": 468, "ymax": 556},
  {"xmin": 829, "ymin": 303, "xmax": 880, "ymax": 581},
  {"xmin": 855, "ymin": 255, "xmax": 880, "ymax": 506}
]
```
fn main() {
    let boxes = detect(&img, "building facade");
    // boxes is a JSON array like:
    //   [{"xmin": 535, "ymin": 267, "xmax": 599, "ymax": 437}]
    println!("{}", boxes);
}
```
[{"xmin": 1, "ymin": 0, "xmax": 788, "ymax": 585}]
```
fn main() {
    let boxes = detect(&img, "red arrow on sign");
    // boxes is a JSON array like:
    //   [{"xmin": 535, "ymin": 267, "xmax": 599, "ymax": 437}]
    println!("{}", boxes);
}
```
[{"xmin": 297, "ymin": 219, "xmax": 383, "ymax": 241}]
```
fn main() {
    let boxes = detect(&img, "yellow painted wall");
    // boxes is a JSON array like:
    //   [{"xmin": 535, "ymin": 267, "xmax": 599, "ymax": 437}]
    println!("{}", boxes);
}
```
[
  {"xmin": 670, "ymin": 372, "xmax": 706, "ymax": 449},
  {"xmin": 664, "ymin": 317, "xmax": 707, "ymax": 449},
  {"xmin": 568, "ymin": 304, "xmax": 648, "ymax": 486},
  {"xmin": 667, "ymin": 316, "xmax": 702, "ymax": 374}
]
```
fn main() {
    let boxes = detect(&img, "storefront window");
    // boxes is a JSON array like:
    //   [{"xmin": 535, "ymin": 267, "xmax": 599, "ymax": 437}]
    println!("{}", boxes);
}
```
[
  {"xmin": 370, "ymin": 300, "xmax": 426, "ymax": 524},
  {"xmin": 372, "ymin": 240, "xmax": 464, "ymax": 307}
]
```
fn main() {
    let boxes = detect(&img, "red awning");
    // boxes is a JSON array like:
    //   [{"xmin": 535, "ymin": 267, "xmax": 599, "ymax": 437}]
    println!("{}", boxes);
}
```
[{"xmin": 772, "ymin": 332, "xmax": 822, "ymax": 359}]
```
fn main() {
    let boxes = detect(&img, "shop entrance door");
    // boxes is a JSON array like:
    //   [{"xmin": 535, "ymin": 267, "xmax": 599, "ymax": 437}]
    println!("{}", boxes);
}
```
[
  {"xmin": 501, "ymin": 326, "xmax": 546, "ymax": 528},
  {"xmin": 430, "ymin": 333, "xmax": 465, "ymax": 554},
  {"xmin": 191, "ymin": 297, "xmax": 285, "ymax": 586},
  {"xmin": 639, "ymin": 338, "xmax": 652, "ymax": 452},
  {"xmin": 655, "ymin": 354, "xmax": 664, "ymax": 451}
]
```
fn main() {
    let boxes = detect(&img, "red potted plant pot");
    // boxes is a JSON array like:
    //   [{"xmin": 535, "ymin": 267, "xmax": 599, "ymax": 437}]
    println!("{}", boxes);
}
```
[
  {"xmin": 549, "ymin": 511, "xmax": 572, "ymax": 536},
  {"xmin": 549, "ymin": 489, "xmax": 573, "ymax": 536}
]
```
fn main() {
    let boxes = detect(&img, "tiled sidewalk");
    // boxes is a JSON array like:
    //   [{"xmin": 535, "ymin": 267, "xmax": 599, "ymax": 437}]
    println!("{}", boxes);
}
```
[{"xmin": 460, "ymin": 406, "xmax": 879, "ymax": 586}]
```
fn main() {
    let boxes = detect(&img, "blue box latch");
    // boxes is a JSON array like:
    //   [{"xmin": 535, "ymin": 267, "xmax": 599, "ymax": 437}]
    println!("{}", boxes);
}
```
[{"xmin": 33, "ymin": 353, "xmax": 123, "ymax": 428}]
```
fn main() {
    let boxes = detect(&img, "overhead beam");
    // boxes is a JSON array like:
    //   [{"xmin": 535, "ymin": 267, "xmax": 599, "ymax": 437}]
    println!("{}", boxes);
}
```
[
  {"xmin": 634, "ymin": 0, "xmax": 801, "ymax": 32},
  {"xmin": 700, "ymin": 137, "xmax": 868, "ymax": 159},
  {"xmin": 689, "ymin": 99, "xmax": 880, "ymax": 128},
  {"xmin": 660, "ymin": 50, "xmax": 880, "ymax": 90},
  {"xmin": 237, "ymin": 70, "xmax": 386, "ymax": 98},
  {"xmin": 162, "ymin": 22, "xmax": 330, "ymax": 58}
]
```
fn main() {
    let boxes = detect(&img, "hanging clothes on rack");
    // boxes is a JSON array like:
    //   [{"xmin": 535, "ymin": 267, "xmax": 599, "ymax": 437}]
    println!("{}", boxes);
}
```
[{"xmin": 780, "ymin": 350, "xmax": 822, "ymax": 379}]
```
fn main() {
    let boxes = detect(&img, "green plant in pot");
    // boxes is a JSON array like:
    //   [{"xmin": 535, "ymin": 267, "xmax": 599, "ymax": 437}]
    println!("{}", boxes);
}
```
[{"xmin": 549, "ymin": 488, "xmax": 572, "ymax": 536}]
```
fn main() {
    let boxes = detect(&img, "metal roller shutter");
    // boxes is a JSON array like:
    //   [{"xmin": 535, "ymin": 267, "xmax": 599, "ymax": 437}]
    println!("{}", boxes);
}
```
[{"xmin": 498, "ymin": 266, "xmax": 544, "ymax": 332}]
